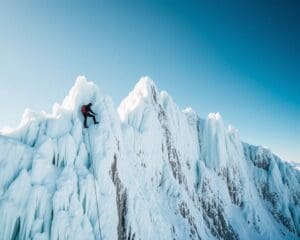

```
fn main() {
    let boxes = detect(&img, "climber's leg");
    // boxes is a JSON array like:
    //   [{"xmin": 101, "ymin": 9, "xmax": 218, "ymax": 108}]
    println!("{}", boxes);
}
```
[{"xmin": 83, "ymin": 115, "xmax": 88, "ymax": 128}]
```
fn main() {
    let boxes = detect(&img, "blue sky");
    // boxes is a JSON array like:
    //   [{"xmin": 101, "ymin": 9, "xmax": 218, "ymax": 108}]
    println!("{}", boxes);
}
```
[{"xmin": 0, "ymin": 0, "xmax": 299, "ymax": 162}]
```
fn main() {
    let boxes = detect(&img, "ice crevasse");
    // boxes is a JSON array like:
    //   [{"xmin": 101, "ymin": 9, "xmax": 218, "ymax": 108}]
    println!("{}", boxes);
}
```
[{"xmin": 0, "ymin": 76, "xmax": 299, "ymax": 240}]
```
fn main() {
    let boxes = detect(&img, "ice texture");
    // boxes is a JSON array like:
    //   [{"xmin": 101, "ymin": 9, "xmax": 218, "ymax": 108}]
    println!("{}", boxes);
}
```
[{"xmin": 0, "ymin": 76, "xmax": 299, "ymax": 240}]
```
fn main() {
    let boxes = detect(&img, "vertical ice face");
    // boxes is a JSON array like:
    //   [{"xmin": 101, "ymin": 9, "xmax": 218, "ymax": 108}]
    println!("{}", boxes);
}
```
[
  {"xmin": 202, "ymin": 112, "xmax": 228, "ymax": 169},
  {"xmin": 118, "ymin": 77, "xmax": 208, "ymax": 239},
  {"xmin": 0, "ymin": 76, "xmax": 121, "ymax": 240},
  {"xmin": 0, "ymin": 76, "xmax": 299, "ymax": 240},
  {"xmin": 244, "ymin": 143, "xmax": 300, "ymax": 236}
]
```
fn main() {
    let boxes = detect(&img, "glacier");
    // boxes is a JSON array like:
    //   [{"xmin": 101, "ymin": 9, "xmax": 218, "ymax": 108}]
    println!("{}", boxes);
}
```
[{"xmin": 0, "ymin": 76, "xmax": 299, "ymax": 240}]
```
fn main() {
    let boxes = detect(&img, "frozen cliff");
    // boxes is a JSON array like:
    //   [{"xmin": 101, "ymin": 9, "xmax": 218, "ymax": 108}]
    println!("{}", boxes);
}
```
[{"xmin": 0, "ymin": 76, "xmax": 299, "ymax": 240}]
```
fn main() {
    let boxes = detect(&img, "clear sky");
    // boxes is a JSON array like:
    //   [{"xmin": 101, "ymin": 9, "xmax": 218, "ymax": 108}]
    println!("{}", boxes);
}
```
[{"xmin": 0, "ymin": 0, "xmax": 299, "ymax": 162}]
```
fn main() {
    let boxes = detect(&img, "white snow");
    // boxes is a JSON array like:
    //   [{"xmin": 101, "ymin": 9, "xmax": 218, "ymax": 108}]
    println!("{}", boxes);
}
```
[{"xmin": 0, "ymin": 76, "xmax": 299, "ymax": 240}]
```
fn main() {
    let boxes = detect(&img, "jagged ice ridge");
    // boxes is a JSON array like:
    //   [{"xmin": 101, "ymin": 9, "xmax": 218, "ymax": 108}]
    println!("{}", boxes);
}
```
[{"xmin": 0, "ymin": 76, "xmax": 299, "ymax": 240}]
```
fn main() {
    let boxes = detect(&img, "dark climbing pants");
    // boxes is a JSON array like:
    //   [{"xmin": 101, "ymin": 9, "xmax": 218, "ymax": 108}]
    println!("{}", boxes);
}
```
[{"xmin": 84, "ymin": 113, "xmax": 97, "ymax": 127}]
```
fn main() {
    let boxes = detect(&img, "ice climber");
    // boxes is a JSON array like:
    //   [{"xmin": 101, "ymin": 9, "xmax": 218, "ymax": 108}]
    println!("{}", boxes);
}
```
[{"xmin": 81, "ymin": 103, "xmax": 99, "ymax": 128}]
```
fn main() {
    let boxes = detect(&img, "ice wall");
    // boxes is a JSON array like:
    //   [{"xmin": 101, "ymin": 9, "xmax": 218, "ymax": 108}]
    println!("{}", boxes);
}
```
[
  {"xmin": 0, "ymin": 77, "xmax": 120, "ymax": 240},
  {"xmin": 0, "ymin": 76, "xmax": 299, "ymax": 240}
]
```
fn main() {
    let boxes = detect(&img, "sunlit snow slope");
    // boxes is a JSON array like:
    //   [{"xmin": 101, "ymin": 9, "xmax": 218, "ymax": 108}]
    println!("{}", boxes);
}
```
[{"xmin": 0, "ymin": 76, "xmax": 299, "ymax": 240}]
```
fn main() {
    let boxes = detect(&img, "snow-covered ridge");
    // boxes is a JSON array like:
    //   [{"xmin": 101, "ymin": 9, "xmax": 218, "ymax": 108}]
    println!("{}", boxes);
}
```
[{"xmin": 0, "ymin": 76, "xmax": 299, "ymax": 240}]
